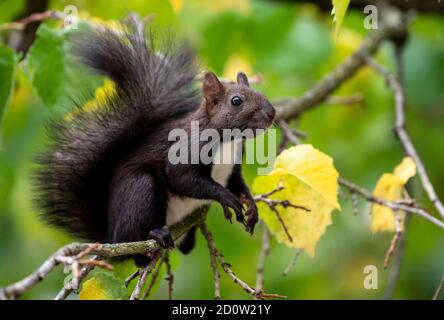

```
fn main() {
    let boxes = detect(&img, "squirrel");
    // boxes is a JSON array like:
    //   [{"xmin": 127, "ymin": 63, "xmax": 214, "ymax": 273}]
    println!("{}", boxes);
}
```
[{"xmin": 34, "ymin": 16, "xmax": 275, "ymax": 265}]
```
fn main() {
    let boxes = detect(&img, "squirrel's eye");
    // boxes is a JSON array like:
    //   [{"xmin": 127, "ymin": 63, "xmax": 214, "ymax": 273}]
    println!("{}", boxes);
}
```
[{"xmin": 231, "ymin": 96, "xmax": 243, "ymax": 107}]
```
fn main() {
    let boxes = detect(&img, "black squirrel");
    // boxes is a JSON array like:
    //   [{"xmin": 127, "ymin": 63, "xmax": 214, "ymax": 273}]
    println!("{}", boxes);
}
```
[{"xmin": 34, "ymin": 16, "xmax": 275, "ymax": 265}]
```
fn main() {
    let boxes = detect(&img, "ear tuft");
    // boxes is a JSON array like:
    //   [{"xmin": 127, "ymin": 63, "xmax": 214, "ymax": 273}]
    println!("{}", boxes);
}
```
[
  {"xmin": 203, "ymin": 72, "xmax": 224, "ymax": 104},
  {"xmin": 236, "ymin": 72, "xmax": 249, "ymax": 87}
]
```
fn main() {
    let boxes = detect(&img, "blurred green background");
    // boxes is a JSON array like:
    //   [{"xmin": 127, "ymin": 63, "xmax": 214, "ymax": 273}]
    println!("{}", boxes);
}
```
[{"xmin": 0, "ymin": 0, "xmax": 443, "ymax": 299}]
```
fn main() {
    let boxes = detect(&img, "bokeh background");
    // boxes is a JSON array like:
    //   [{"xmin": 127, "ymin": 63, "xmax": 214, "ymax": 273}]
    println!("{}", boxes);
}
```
[{"xmin": 0, "ymin": 0, "xmax": 443, "ymax": 299}]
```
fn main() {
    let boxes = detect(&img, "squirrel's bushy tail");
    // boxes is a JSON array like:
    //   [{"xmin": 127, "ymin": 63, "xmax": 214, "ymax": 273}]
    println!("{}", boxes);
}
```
[{"xmin": 34, "ymin": 15, "xmax": 199, "ymax": 241}]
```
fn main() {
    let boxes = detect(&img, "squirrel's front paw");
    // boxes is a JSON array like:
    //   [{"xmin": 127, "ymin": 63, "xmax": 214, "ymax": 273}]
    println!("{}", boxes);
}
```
[
  {"xmin": 241, "ymin": 195, "xmax": 258, "ymax": 235},
  {"xmin": 220, "ymin": 192, "xmax": 245, "ymax": 225},
  {"xmin": 148, "ymin": 225, "xmax": 175, "ymax": 249}
]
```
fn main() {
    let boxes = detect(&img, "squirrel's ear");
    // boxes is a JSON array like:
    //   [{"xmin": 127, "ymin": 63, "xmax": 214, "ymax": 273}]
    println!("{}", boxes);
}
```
[
  {"xmin": 203, "ymin": 72, "xmax": 224, "ymax": 105},
  {"xmin": 236, "ymin": 72, "xmax": 249, "ymax": 87}
]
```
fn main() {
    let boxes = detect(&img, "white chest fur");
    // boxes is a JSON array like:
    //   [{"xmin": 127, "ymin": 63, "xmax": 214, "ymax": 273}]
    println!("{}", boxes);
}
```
[{"xmin": 166, "ymin": 140, "xmax": 242, "ymax": 226}]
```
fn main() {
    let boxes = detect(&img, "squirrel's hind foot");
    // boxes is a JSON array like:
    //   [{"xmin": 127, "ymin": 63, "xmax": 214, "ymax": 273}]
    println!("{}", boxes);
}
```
[{"xmin": 148, "ymin": 225, "xmax": 175, "ymax": 249}]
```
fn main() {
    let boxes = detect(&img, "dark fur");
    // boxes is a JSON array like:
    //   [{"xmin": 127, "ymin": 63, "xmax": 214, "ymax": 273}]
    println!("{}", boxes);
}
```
[{"xmin": 34, "ymin": 16, "xmax": 274, "ymax": 263}]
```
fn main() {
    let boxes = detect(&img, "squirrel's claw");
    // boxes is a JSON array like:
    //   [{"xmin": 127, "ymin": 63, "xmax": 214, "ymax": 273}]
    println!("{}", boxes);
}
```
[
  {"xmin": 221, "ymin": 192, "xmax": 244, "ymax": 224},
  {"xmin": 222, "ymin": 205, "xmax": 233, "ymax": 223},
  {"xmin": 241, "ymin": 195, "xmax": 258, "ymax": 235},
  {"xmin": 235, "ymin": 210, "xmax": 247, "ymax": 227},
  {"xmin": 148, "ymin": 226, "xmax": 175, "ymax": 249},
  {"xmin": 245, "ymin": 209, "xmax": 258, "ymax": 235}
]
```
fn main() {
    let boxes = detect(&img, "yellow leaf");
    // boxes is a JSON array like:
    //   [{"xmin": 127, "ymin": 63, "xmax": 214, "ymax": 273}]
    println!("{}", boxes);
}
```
[
  {"xmin": 331, "ymin": 0, "xmax": 350, "ymax": 40},
  {"xmin": 79, "ymin": 277, "xmax": 110, "ymax": 300},
  {"xmin": 222, "ymin": 54, "xmax": 252, "ymax": 82},
  {"xmin": 274, "ymin": 145, "xmax": 340, "ymax": 209},
  {"xmin": 253, "ymin": 144, "xmax": 340, "ymax": 257},
  {"xmin": 394, "ymin": 156, "xmax": 416, "ymax": 184},
  {"xmin": 370, "ymin": 157, "xmax": 416, "ymax": 233},
  {"xmin": 370, "ymin": 173, "xmax": 404, "ymax": 233}
]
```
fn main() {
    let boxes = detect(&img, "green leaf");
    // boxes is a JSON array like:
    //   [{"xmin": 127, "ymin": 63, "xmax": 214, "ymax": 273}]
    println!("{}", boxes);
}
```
[
  {"xmin": 0, "ymin": 152, "xmax": 14, "ymax": 210},
  {"xmin": 79, "ymin": 271, "xmax": 127, "ymax": 300},
  {"xmin": 332, "ymin": 0, "xmax": 350, "ymax": 40},
  {"xmin": 27, "ymin": 24, "xmax": 66, "ymax": 107},
  {"xmin": 0, "ymin": 44, "xmax": 15, "ymax": 124}
]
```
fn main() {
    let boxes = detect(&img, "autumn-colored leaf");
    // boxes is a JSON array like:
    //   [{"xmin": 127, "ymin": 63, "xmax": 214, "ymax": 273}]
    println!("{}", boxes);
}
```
[
  {"xmin": 253, "ymin": 144, "xmax": 340, "ymax": 257},
  {"xmin": 370, "ymin": 157, "xmax": 416, "ymax": 233}
]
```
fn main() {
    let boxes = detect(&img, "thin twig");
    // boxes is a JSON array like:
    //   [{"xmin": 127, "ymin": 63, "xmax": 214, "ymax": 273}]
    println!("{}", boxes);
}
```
[
  {"xmin": 385, "ymin": 215, "xmax": 409, "ymax": 299},
  {"xmin": 125, "ymin": 270, "xmax": 140, "ymax": 288},
  {"xmin": 216, "ymin": 250, "xmax": 286, "ymax": 300},
  {"xmin": 200, "ymin": 224, "xmax": 221, "ymax": 299},
  {"xmin": 433, "ymin": 277, "xmax": 444, "ymax": 300},
  {"xmin": 254, "ymin": 186, "xmax": 310, "ymax": 243},
  {"xmin": 78, "ymin": 259, "xmax": 113, "ymax": 271},
  {"xmin": 269, "ymin": 206, "xmax": 293, "ymax": 243},
  {"xmin": 277, "ymin": 120, "xmax": 303, "ymax": 145},
  {"xmin": 75, "ymin": 243, "xmax": 102, "ymax": 259},
  {"xmin": 164, "ymin": 252, "xmax": 174, "ymax": 300},
  {"xmin": 255, "ymin": 224, "xmax": 270, "ymax": 292},
  {"xmin": 141, "ymin": 259, "xmax": 163, "ymax": 300},
  {"xmin": 282, "ymin": 249, "xmax": 302, "ymax": 277},
  {"xmin": 129, "ymin": 252, "xmax": 161, "ymax": 300},
  {"xmin": 0, "ymin": 10, "xmax": 64, "ymax": 31},
  {"xmin": 365, "ymin": 56, "xmax": 444, "ymax": 221},
  {"xmin": 325, "ymin": 93, "xmax": 365, "ymax": 106},
  {"xmin": 383, "ymin": 213, "xmax": 403, "ymax": 269}
]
